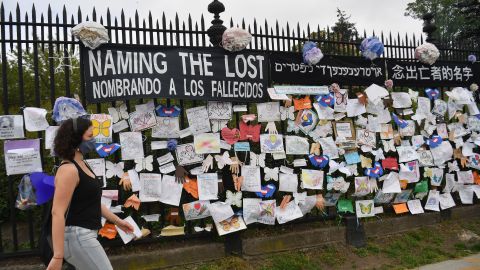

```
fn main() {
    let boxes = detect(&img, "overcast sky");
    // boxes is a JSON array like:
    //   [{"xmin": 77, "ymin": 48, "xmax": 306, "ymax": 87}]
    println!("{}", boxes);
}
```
[{"xmin": 4, "ymin": 0, "xmax": 424, "ymax": 38}]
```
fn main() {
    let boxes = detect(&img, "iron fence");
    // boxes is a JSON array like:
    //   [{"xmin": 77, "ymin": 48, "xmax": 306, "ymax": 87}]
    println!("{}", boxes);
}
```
[{"xmin": 0, "ymin": 1, "xmax": 479, "ymax": 259}]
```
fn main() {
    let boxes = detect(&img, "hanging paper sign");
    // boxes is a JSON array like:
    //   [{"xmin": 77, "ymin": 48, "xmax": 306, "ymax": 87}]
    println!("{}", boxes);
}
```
[
  {"xmin": 4, "ymin": 139, "xmax": 43, "ymax": 175},
  {"xmin": 270, "ymin": 52, "xmax": 385, "ymax": 86},
  {"xmin": 387, "ymin": 60, "xmax": 479, "ymax": 87},
  {"xmin": 0, "ymin": 115, "xmax": 25, "ymax": 140},
  {"xmin": 82, "ymin": 45, "xmax": 268, "ymax": 103},
  {"xmin": 273, "ymin": 85, "xmax": 329, "ymax": 95}
]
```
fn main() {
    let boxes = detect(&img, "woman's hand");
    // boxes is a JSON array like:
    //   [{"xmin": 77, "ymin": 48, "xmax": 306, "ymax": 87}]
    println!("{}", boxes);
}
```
[
  {"xmin": 46, "ymin": 257, "xmax": 63, "ymax": 270},
  {"xmin": 116, "ymin": 219, "xmax": 134, "ymax": 233}
]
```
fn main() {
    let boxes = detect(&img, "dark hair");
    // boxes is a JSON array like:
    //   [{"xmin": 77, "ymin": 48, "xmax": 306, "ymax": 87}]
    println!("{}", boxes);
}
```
[{"xmin": 53, "ymin": 117, "xmax": 92, "ymax": 160}]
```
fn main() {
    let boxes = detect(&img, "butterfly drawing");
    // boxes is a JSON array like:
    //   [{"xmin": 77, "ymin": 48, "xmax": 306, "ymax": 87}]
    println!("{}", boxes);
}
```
[
  {"xmin": 134, "ymin": 155, "xmax": 154, "ymax": 172},
  {"xmin": 193, "ymin": 224, "xmax": 213, "ymax": 232},
  {"xmin": 382, "ymin": 140, "xmax": 396, "ymax": 153},
  {"xmin": 432, "ymin": 175, "xmax": 443, "ymax": 185},
  {"xmin": 259, "ymin": 201, "xmax": 275, "ymax": 217},
  {"xmin": 371, "ymin": 148, "xmax": 385, "ymax": 161},
  {"xmin": 211, "ymin": 120, "xmax": 229, "ymax": 133},
  {"xmin": 215, "ymin": 152, "xmax": 232, "ymax": 169},
  {"xmin": 448, "ymin": 161, "xmax": 459, "ymax": 173},
  {"xmin": 264, "ymin": 167, "xmax": 279, "ymax": 181},
  {"xmin": 408, "ymin": 88, "xmax": 419, "ymax": 102},
  {"xmin": 328, "ymin": 160, "xmax": 352, "ymax": 176},
  {"xmin": 359, "ymin": 202, "xmax": 372, "ymax": 215},
  {"xmin": 225, "ymin": 190, "xmax": 242, "ymax": 207},
  {"xmin": 92, "ymin": 118, "xmax": 111, "ymax": 137},
  {"xmin": 280, "ymin": 106, "xmax": 295, "ymax": 121},
  {"xmin": 355, "ymin": 178, "xmax": 370, "ymax": 194},
  {"xmin": 131, "ymin": 111, "xmax": 156, "ymax": 127},
  {"xmin": 105, "ymin": 161, "xmax": 124, "ymax": 179},
  {"xmin": 219, "ymin": 215, "xmax": 242, "ymax": 232},
  {"xmin": 287, "ymin": 119, "xmax": 300, "ymax": 133},
  {"xmin": 250, "ymin": 152, "xmax": 266, "ymax": 168},
  {"xmin": 108, "ymin": 103, "xmax": 129, "ymax": 123},
  {"xmin": 335, "ymin": 91, "xmax": 347, "ymax": 105}
]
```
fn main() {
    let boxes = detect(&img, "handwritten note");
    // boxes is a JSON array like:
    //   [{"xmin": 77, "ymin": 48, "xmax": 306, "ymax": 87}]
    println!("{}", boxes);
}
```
[
  {"xmin": 197, "ymin": 173, "xmax": 219, "ymax": 200},
  {"xmin": 241, "ymin": 165, "xmax": 261, "ymax": 192}
]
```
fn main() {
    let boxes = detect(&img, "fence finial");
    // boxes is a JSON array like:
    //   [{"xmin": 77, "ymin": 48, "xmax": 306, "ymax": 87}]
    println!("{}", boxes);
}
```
[
  {"xmin": 422, "ymin": 13, "xmax": 437, "ymax": 45},
  {"xmin": 207, "ymin": 0, "xmax": 226, "ymax": 47}
]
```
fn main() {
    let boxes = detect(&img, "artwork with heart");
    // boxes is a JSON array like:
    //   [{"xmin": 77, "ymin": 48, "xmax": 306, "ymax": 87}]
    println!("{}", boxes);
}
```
[
  {"xmin": 7, "ymin": 38, "xmax": 480, "ymax": 239},
  {"xmin": 309, "ymin": 154, "xmax": 329, "ymax": 168},
  {"xmin": 255, "ymin": 183, "xmax": 277, "ymax": 198},
  {"xmin": 239, "ymin": 121, "xmax": 261, "ymax": 142},
  {"xmin": 221, "ymin": 127, "xmax": 241, "ymax": 145},
  {"xmin": 182, "ymin": 200, "xmax": 211, "ymax": 220}
]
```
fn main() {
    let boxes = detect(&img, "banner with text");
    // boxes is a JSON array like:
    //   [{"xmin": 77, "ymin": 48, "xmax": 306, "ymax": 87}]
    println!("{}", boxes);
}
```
[
  {"xmin": 386, "ymin": 60, "xmax": 479, "ymax": 87},
  {"xmin": 82, "ymin": 45, "xmax": 269, "ymax": 103},
  {"xmin": 270, "ymin": 52, "xmax": 386, "ymax": 86}
]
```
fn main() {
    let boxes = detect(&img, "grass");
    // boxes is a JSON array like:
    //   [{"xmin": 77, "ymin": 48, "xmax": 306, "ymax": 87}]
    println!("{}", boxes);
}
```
[{"xmin": 168, "ymin": 217, "xmax": 480, "ymax": 270}]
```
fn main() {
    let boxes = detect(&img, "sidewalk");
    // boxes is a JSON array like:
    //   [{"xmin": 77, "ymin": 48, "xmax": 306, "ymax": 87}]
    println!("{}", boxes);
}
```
[{"xmin": 417, "ymin": 253, "xmax": 480, "ymax": 270}]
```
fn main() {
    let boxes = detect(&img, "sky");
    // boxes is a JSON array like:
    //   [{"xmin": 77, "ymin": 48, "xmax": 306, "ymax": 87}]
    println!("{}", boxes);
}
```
[{"xmin": 3, "ymin": 0, "xmax": 425, "ymax": 39}]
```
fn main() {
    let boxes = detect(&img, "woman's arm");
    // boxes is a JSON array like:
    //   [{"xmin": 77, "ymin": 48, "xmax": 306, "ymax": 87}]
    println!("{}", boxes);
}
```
[
  {"xmin": 51, "ymin": 164, "xmax": 78, "ymax": 259},
  {"xmin": 101, "ymin": 203, "xmax": 122, "ymax": 225},
  {"xmin": 101, "ymin": 204, "xmax": 134, "ymax": 233}
]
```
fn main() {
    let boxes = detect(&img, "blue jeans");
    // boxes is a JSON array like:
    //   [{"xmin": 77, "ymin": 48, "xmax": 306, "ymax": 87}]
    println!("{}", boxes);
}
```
[{"xmin": 64, "ymin": 226, "xmax": 113, "ymax": 270}]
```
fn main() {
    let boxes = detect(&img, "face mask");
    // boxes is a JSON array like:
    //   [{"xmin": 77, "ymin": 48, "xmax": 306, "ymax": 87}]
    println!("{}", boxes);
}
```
[{"xmin": 78, "ymin": 139, "xmax": 96, "ymax": 154}]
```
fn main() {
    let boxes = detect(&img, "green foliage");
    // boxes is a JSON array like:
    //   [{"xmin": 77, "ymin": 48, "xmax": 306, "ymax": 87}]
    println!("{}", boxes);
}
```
[
  {"xmin": 405, "ymin": 0, "xmax": 479, "ymax": 47},
  {"xmin": 0, "ymin": 44, "xmax": 82, "ymax": 250},
  {"xmin": 455, "ymin": 0, "xmax": 480, "ymax": 47},
  {"xmin": 292, "ymin": 9, "xmax": 360, "ymax": 56},
  {"xmin": 331, "ymin": 8, "xmax": 358, "ymax": 42}
]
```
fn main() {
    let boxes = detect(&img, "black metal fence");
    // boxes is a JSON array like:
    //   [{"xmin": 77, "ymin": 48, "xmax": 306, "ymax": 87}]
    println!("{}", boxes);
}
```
[{"xmin": 0, "ymin": 1, "xmax": 479, "ymax": 259}]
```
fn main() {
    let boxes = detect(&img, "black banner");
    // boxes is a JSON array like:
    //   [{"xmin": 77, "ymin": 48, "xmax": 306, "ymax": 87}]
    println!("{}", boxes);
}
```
[
  {"xmin": 82, "ymin": 45, "xmax": 269, "ymax": 103},
  {"xmin": 386, "ymin": 60, "xmax": 479, "ymax": 87},
  {"xmin": 270, "ymin": 52, "xmax": 386, "ymax": 86}
]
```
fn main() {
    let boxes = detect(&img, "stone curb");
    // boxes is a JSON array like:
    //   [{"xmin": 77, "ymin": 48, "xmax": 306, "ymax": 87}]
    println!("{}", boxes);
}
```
[
  {"xmin": 2, "ymin": 204, "xmax": 479, "ymax": 270},
  {"xmin": 110, "ymin": 242, "xmax": 224, "ymax": 270}
]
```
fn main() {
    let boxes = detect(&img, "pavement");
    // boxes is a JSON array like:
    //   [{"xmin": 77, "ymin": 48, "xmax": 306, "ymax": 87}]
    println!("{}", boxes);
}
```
[{"xmin": 417, "ymin": 253, "xmax": 480, "ymax": 270}]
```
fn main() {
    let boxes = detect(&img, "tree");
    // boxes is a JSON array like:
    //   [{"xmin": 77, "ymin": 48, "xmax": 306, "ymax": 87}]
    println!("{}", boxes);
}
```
[
  {"xmin": 331, "ymin": 8, "xmax": 358, "ymax": 42},
  {"xmin": 404, "ymin": 0, "xmax": 479, "ymax": 46},
  {"xmin": 455, "ymin": 0, "xmax": 480, "ymax": 47},
  {"xmin": 0, "ymin": 44, "xmax": 81, "ymax": 223},
  {"xmin": 293, "ymin": 8, "xmax": 360, "ymax": 56}
]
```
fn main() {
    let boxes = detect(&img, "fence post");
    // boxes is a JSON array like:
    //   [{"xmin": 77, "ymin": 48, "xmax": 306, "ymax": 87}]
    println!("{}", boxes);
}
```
[
  {"xmin": 345, "ymin": 214, "xmax": 366, "ymax": 248},
  {"xmin": 206, "ymin": 0, "xmax": 226, "ymax": 47},
  {"xmin": 441, "ymin": 208, "xmax": 452, "ymax": 221},
  {"xmin": 224, "ymin": 232, "xmax": 243, "ymax": 256}
]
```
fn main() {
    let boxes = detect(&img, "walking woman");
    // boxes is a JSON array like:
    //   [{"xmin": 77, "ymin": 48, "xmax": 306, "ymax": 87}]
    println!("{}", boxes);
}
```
[{"xmin": 47, "ymin": 117, "xmax": 133, "ymax": 270}]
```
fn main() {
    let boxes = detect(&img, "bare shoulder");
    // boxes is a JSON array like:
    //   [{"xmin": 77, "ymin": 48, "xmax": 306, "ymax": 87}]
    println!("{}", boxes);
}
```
[
  {"xmin": 55, "ymin": 163, "xmax": 79, "ymax": 186},
  {"xmin": 56, "ymin": 163, "xmax": 77, "ymax": 175}
]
